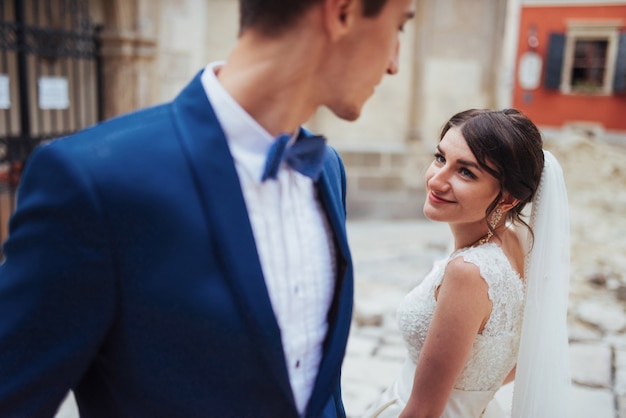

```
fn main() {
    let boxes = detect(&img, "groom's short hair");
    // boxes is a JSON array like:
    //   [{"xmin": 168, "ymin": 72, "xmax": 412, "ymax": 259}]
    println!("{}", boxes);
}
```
[{"xmin": 238, "ymin": 0, "xmax": 390, "ymax": 36}]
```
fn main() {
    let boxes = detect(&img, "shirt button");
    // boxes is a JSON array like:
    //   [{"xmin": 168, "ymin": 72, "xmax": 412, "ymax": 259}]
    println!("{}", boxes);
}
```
[{"xmin": 295, "ymin": 360, "xmax": 300, "ymax": 368}]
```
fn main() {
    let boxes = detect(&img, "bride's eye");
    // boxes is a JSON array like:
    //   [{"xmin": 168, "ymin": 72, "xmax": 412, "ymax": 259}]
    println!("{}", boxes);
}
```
[{"xmin": 459, "ymin": 167, "xmax": 477, "ymax": 179}]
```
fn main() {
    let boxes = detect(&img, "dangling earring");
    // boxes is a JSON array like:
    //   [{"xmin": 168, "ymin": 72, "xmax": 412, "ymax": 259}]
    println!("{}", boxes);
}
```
[
  {"xmin": 490, "ymin": 206, "xmax": 503, "ymax": 230},
  {"xmin": 478, "ymin": 207, "xmax": 503, "ymax": 246}
]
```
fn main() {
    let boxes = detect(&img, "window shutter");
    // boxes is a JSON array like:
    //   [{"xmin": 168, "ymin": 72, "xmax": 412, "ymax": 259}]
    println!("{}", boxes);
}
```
[
  {"xmin": 544, "ymin": 33, "xmax": 565, "ymax": 90},
  {"xmin": 613, "ymin": 33, "xmax": 626, "ymax": 94}
]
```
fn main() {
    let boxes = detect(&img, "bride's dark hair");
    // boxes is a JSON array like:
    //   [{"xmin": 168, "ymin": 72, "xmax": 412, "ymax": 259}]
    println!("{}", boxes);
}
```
[{"xmin": 439, "ymin": 108, "xmax": 544, "ymax": 239}]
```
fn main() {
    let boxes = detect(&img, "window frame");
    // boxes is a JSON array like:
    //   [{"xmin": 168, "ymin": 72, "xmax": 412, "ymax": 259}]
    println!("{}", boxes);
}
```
[{"xmin": 561, "ymin": 21, "xmax": 622, "ymax": 95}]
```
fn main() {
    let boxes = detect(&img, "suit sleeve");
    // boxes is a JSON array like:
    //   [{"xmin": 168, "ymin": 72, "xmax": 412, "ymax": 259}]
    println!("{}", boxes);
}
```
[{"xmin": 0, "ymin": 142, "xmax": 116, "ymax": 417}]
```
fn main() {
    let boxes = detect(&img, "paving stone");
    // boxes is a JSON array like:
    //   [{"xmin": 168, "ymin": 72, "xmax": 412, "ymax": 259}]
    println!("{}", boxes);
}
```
[
  {"xmin": 341, "ymin": 355, "xmax": 404, "ymax": 394},
  {"xmin": 377, "ymin": 317, "xmax": 399, "ymax": 328},
  {"xmin": 569, "ymin": 342, "xmax": 612, "ymax": 388},
  {"xmin": 342, "ymin": 358, "xmax": 403, "ymax": 417},
  {"xmin": 569, "ymin": 385, "xmax": 614, "ymax": 418},
  {"xmin": 569, "ymin": 320, "xmax": 603, "ymax": 342},
  {"xmin": 619, "ymin": 394, "xmax": 626, "ymax": 418},
  {"xmin": 615, "ymin": 348, "xmax": 626, "ymax": 396},
  {"xmin": 342, "ymin": 382, "xmax": 385, "ymax": 418},
  {"xmin": 353, "ymin": 309, "xmax": 384, "ymax": 327},
  {"xmin": 354, "ymin": 324, "xmax": 386, "ymax": 340},
  {"xmin": 345, "ymin": 332, "xmax": 380, "ymax": 357},
  {"xmin": 382, "ymin": 332, "xmax": 406, "ymax": 346},
  {"xmin": 605, "ymin": 332, "xmax": 626, "ymax": 349},
  {"xmin": 576, "ymin": 299, "xmax": 626, "ymax": 333},
  {"xmin": 354, "ymin": 284, "xmax": 407, "ymax": 314},
  {"xmin": 376, "ymin": 343, "xmax": 408, "ymax": 361}
]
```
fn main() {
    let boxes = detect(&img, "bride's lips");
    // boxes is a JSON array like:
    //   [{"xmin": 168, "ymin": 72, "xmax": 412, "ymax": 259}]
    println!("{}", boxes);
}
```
[{"xmin": 428, "ymin": 192, "xmax": 454, "ymax": 204}]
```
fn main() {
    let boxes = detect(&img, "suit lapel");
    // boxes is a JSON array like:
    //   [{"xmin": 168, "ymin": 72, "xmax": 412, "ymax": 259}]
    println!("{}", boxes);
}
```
[
  {"xmin": 306, "ymin": 148, "xmax": 354, "ymax": 417},
  {"xmin": 170, "ymin": 72, "xmax": 295, "ymax": 407}
]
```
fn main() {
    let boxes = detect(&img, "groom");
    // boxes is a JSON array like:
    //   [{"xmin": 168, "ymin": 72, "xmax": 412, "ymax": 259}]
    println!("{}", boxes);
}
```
[{"xmin": 0, "ymin": 0, "xmax": 415, "ymax": 417}]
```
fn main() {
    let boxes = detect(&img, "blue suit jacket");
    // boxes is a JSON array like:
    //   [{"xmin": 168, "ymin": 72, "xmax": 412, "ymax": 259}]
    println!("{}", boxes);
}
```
[{"xmin": 0, "ymin": 72, "xmax": 353, "ymax": 418}]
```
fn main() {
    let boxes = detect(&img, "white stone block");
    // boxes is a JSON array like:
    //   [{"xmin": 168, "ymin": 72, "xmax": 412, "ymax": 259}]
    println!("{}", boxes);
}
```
[
  {"xmin": 346, "ymin": 333, "xmax": 380, "ymax": 357},
  {"xmin": 570, "ymin": 386, "xmax": 614, "ymax": 418},
  {"xmin": 615, "ymin": 349, "xmax": 626, "ymax": 396},
  {"xmin": 342, "ymin": 383, "xmax": 387, "ymax": 418},
  {"xmin": 341, "ymin": 356, "xmax": 403, "ymax": 394},
  {"xmin": 377, "ymin": 343, "xmax": 408, "ymax": 361},
  {"xmin": 570, "ymin": 342, "xmax": 612, "ymax": 388},
  {"xmin": 576, "ymin": 299, "xmax": 626, "ymax": 333}
]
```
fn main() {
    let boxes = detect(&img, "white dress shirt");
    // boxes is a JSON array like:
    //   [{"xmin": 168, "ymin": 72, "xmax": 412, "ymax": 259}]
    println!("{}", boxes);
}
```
[{"xmin": 201, "ymin": 62, "xmax": 337, "ymax": 415}]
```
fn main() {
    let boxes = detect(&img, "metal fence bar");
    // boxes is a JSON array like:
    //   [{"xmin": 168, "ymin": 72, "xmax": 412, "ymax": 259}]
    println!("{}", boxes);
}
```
[{"xmin": 0, "ymin": 0, "xmax": 101, "ymax": 258}]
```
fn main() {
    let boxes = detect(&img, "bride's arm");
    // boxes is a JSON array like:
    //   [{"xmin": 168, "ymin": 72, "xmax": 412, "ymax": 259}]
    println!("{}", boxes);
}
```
[
  {"xmin": 503, "ymin": 365, "xmax": 516, "ymax": 385},
  {"xmin": 399, "ymin": 258, "xmax": 493, "ymax": 418}
]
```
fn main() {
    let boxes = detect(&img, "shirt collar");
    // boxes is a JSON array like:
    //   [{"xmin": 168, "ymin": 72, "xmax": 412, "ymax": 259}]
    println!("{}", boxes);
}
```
[{"xmin": 201, "ymin": 61, "xmax": 289, "ymax": 181}]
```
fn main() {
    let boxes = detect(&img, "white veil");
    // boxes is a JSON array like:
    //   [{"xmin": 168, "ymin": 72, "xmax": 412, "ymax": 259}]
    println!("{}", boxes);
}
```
[{"xmin": 511, "ymin": 150, "xmax": 572, "ymax": 417}]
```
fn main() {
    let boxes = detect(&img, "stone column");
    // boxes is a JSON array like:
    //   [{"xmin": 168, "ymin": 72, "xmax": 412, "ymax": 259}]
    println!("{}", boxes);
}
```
[{"xmin": 99, "ymin": 0, "xmax": 158, "ymax": 120}]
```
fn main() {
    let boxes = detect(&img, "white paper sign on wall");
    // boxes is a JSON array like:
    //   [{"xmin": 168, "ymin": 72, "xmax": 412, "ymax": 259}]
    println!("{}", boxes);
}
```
[
  {"xmin": 0, "ymin": 75, "xmax": 10, "ymax": 109},
  {"xmin": 38, "ymin": 76, "xmax": 69, "ymax": 109}
]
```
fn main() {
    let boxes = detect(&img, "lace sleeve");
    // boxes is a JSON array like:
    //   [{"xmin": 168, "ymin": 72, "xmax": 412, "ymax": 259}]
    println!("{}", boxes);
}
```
[{"xmin": 453, "ymin": 245, "xmax": 525, "ymax": 337}]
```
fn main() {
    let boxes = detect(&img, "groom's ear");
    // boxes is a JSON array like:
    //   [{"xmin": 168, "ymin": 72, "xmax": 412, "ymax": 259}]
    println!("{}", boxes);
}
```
[{"xmin": 322, "ymin": 0, "xmax": 359, "ymax": 42}]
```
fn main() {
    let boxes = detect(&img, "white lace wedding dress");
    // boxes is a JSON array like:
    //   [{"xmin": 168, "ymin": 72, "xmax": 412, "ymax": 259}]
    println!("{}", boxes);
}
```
[{"xmin": 363, "ymin": 243, "xmax": 525, "ymax": 418}]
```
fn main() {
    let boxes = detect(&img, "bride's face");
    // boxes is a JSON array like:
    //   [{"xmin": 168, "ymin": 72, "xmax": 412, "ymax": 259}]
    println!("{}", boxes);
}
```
[{"xmin": 423, "ymin": 127, "xmax": 501, "ymax": 227}]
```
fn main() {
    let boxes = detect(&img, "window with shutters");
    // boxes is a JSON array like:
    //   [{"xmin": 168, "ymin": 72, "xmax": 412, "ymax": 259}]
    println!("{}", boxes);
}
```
[
  {"xmin": 544, "ymin": 21, "xmax": 626, "ymax": 95},
  {"xmin": 571, "ymin": 39, "xmax": 608, "ymax": 92}
]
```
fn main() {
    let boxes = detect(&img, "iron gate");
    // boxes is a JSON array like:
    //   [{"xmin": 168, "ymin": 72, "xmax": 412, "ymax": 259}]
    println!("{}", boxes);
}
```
[{"xmin": 0, "ymin": 0, "xmax": 102, "ymax": 247}]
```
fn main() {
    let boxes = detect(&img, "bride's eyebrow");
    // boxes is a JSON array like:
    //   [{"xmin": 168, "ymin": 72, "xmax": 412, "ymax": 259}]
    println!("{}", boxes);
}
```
[
  {"xmin": 457, "ymin": 159, "xmax": 481, "ymax": 170},
  {"xmin": 436, "ymin": 145, "xmax": 482, "ymax": 171}
]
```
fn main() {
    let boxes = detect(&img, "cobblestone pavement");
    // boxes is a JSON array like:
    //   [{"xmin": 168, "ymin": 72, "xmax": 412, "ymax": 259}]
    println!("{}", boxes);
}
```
[
  {"xmin": 342, "ymin": 219, "xmax": 623, "ymax": 418},
  {"xmin": 54, "ymin": 219, "xmax": 623, "ymax": 418}
]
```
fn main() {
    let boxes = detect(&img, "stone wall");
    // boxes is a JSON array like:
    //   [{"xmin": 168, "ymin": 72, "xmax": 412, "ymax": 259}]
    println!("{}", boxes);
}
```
[{"xmin": 340, "ymin": 149, "xmax": 428, "ymax": 219}]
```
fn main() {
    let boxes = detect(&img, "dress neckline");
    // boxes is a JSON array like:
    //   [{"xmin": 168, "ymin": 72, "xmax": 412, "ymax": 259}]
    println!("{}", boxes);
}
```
[
  {"xmin": 450, "ymin": 242, "xmax": 500, "ymax": 257},
  {"xmin": 448, "ymin": 243, "xmax": 525, "ymax": 283}
]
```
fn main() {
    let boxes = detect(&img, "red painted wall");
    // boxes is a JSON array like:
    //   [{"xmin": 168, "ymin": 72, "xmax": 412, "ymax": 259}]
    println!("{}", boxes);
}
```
[{"xmin": 513, "ymin": 5, "xmax": 626, "ymax": 131}]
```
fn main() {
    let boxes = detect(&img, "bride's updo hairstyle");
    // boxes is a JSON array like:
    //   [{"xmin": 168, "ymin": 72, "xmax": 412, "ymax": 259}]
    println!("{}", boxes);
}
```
[{"xmin": 439, "ymin": 108, "xmax": 544, "ymax": 234}]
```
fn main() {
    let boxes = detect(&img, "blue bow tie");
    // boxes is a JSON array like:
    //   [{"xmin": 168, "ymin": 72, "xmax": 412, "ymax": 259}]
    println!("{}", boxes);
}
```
[{"xmin": 261, "ymin": 133, "xmax": 327, "ymax": 182}]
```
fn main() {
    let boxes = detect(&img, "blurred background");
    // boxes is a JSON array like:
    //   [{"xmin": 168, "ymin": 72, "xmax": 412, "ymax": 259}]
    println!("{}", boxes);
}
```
[
  {"xmin": 1, "ymin": 0, "xmax": 625, "ymax": 224},
  {"xmin": 1, "ymin": 0, "xmax": 625, "ymax": 416}
]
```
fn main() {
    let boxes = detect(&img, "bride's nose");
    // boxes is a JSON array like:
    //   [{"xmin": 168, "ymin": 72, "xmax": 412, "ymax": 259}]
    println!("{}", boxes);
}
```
[{"xmin": 427, "ymin": 166, "xmax": 451, "ymax": 192}]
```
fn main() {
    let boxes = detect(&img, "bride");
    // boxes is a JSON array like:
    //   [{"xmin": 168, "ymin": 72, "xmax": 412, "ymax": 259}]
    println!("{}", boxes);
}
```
[{"xmin": 363, "ymin": 109, "xmax": 571, "ymax": 418}]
